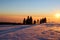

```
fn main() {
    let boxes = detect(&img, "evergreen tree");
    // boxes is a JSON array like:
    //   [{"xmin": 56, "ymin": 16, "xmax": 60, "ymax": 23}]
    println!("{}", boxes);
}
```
[
  {"xmin": 26, "ymin": 16, "xmax": 33, "ymax": 24},
  {"xmin": 30, "ymin": 16, "xmax": 33, "ymax": 24},
  {"xmin": 26, "ymin": 16, "xmax": 30, "ymax": 24},
  {"xmin": 37, "ymin": 19, "xmax": 39, "ymax": 24},
  {"xmin": 40, "ymin": 17, "xmax": 47, "ymax": 24},
  {"xmin": 34, "ymin": 20, "xmax": 36, "ymax": 24},
  {"xmin": 23, "ymin": 18, "xmax": 26, "ymax": 24}
]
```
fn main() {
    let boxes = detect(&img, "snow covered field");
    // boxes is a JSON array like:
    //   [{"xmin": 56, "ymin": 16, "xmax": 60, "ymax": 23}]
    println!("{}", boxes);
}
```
[{"xmin": 0, "ymin": 24, "xmax": 60, "ymax": 40}]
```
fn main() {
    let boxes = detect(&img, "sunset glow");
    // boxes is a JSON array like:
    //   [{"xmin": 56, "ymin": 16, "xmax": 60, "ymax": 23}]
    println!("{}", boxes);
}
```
[
  {"xmin": 55, "ymin": 13, "xmax": 60, "ymax": 18},
  {"xmin": 0, "ymin": 0, "xmax": 60, "ymax": 23},
  {"xmin": 1, "ymin": 0, "xmax": 60, "ymax": 40}
]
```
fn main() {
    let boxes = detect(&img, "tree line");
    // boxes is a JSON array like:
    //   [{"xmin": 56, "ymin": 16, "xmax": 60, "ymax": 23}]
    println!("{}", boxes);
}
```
[{"xmin": 23, "ymin": 16, "xmax": 47, "ymax": 24}]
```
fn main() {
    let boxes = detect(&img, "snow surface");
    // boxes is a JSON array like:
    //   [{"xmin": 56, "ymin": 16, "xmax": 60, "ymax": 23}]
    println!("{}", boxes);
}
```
[{"xmin": 0, "ymin": 24, "xmax": 60, "ymax": 40}]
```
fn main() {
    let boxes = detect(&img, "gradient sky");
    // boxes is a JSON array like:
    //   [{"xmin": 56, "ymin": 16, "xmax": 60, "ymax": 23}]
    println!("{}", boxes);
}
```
[{"xmin": 0, "ymin": 0, "xmax": 60, "ymax": 23}]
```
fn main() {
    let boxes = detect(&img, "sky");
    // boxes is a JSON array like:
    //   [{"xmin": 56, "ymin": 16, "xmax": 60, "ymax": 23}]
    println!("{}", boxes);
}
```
[{"xmin": 0, "ymin": 0, "xmax": 60, "ymax": 23}]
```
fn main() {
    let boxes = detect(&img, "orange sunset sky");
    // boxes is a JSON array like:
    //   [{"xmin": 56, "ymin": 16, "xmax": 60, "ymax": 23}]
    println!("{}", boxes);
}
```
[{"xmin": 0, "ymin": 0, "xmax": 60, "ymax": 23}]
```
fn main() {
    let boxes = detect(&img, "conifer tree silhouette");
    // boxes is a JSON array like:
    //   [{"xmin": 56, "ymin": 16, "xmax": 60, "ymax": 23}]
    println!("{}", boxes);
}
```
[
  {"xmin": 37, "ymin": 19, "xmax": 39, "ymax": 24},
  {"xmin": 30, "ymin": 16, "xmax": 32, "ymax": 24},
  {"xmin": 40, "ymin": 17, "xmax": 47, "ymax": 24},
  {"xmin": 26, "ymin": 16, "xmax": 30, "ymax": 24},
  {"xmin": 25, "ymin": 16, "xmax": 33, "ymax": 24},
  {"xmin": 23, "ymin": 18, "xmax": 26, "ymax": 24},
  {"xmin": 34, "ymin": 20, "xmax": 36, "ymax": 24}
]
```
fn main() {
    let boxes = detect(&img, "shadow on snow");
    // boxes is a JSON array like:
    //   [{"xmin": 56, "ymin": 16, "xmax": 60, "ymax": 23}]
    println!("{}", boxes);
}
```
[{"xmin": 0, "ymin": 25, "xmax": 36, "ymax": 35}]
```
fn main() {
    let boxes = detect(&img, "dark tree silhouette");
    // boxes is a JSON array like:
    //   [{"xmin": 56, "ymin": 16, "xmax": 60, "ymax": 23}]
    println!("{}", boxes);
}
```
[
  {"xmin": 23, "ymin": 16, "xmax": 47, "ymax": 24},
  {"xmin": 30, "ymin": 16, "xmax": 33, "ymax": 24},
  {"xmin": 26, "ymin": 16, "xmax": 30, "ymax": 24},
  {"xmin": 33, "ymin": 20, "xmax": 36, "ymax": 24},
  {"xmin": 37, "ymin": 19, "xmax": 39, "ymax": 24},
  {"xmin": 25, "ymin": 16, "xmax": 33, "ymax": 24},
  {"xmin": 40, "ymin": 17, "xmax": 47, "ymax": 24},
  {"xmin": 23, "ymin": 18, "xmax": 26, "ymax": 24}
]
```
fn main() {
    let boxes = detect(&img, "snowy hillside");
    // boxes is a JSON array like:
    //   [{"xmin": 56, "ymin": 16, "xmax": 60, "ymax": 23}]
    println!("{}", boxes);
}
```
[{"xmin": 0, "ymin": 24, "xmax": 60, "ymax": 40}]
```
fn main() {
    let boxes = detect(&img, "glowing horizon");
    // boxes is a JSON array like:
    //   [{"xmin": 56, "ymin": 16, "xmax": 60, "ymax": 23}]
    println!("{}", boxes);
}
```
[{"xmin": 0, "ymin": 0, "xmax": 60, "ymax": 23}]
